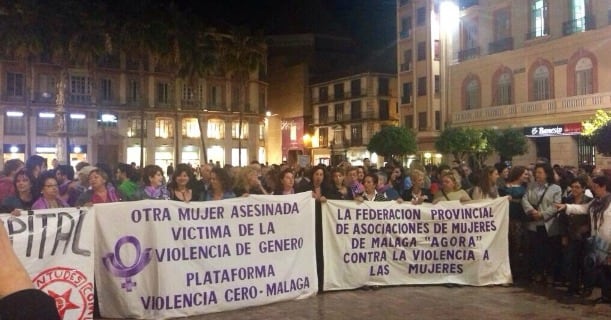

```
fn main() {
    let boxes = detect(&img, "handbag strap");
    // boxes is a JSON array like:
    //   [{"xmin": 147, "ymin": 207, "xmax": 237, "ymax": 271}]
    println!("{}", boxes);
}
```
[
  {"xmin": 442, "ymin": 189, "xmax": 450, "ymax": 201},
  {"xmin": 534, "ymin": 184, "xmax": 550, "ymax": 208}
]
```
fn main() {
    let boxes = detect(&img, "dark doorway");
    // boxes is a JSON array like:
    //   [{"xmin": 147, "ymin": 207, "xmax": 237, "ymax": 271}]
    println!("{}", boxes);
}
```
[{"xmin": 534, "ymin": 137, "xmax": 550, "ymax": 161}]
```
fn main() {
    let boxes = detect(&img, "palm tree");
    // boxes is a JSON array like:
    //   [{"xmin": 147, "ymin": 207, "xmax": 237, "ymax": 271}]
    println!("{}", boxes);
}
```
[{"xmin": 218, "ymin": 26, "xmax": 266, "ymax": 167}]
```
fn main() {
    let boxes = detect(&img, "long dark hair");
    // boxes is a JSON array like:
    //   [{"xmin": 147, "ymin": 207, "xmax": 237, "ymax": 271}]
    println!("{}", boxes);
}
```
[{"xmin": 167, "ymin": 163, "xmax": 196, "ymax": 191}]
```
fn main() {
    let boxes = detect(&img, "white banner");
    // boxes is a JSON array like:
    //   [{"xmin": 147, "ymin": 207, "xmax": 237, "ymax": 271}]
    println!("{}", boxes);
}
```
[
  {"xmin": 1, "ymin": 208, "xmax": 95, "ymax": 320},
  {"xmin": 322, "ymin": 198, "xmax": 511, "ymax": 290},
  {"xmin": 94, "ymin": 193, "xmax": 317, "ymax": 319}
]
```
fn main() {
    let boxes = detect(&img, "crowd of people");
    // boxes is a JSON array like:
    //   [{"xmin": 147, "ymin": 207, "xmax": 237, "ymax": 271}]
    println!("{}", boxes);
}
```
[{"xmin": 0, "ymin": 155, "xmax": 610, "ymax": 307}]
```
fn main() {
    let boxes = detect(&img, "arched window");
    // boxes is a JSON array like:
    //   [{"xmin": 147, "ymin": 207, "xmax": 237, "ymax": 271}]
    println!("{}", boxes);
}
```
[
  {"xmin": 575, "ymin": 57, "xmax": 593, "ymax": 95},
  {"xmin": 533, "ymin": 65, "xmax": 550, "ymax": 100},
  {"xmin": 496, "ymin": 71, "xmax": 512, "ymax": 105},
  {"xmin": 466, "ymin": 78, "xmax": 480, "ymax": 110}
]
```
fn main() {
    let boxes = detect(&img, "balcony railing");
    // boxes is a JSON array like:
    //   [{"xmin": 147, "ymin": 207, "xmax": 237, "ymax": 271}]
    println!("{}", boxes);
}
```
[
  {"xmin": 69, "ymin": 94, "xmax": 91, "ymax": 105},
  {"xmin": 34, "ymin": 92, "xmax": 56, "ymax": 103},
  {"xmin": 400, "ymin": 62, "xmax": 412, "ymax": 72},
  {"xmin": 562, "ymin": 16, "xmax": 596, "ymax": 35},
  {"xmin": 488, "ymin": 37, "xmax": 513, "ymax": 54},
  {"xmin": 181, "ymin": 99, "xmax": 202, "ymax": 109},
  {"xmin": 401, "ymin": 96, "xmax": 411, "ymax": 104},
  {"xmin": 458, "ymin": 47, "xmax": 480, "ymax": 62},
  {"xmin": 452, "ymin": 92, "xmax": 610, "ymax": 124},
  {"xmin": 526, "ymin": 27, "xmax": 549, "ymax": 40},
  {"xmin": 399, "ymin": 30, "xmax": 411, "ymax": 39}
]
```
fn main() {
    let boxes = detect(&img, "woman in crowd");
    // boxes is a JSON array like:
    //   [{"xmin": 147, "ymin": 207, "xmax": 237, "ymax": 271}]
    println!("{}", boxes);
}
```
[
  {"xmin": 234, "ymin": 166, "xmax": 268, "ymax": 197},
  {"xmin": 556, "ymin": 175, "xmax": 611, "ymax": 302},
  {"xmin": 499, "ymin": 165, "xmax": 530, "ymax": 282},
  {"xmin": 355, "ymin": 173, "xmax": 388, "ymax": 202},
  {"xmin": 76, "ymin": 168, "xmax": 122, "ymax": 206},
  {"xmin": 471, "ymin": 166, "xmax": 500, "ymax": 200},
  {"xmin": 558, "ymin": 176, "xmax": 593, "ymax": 296},
  {"xmin": 274, "ymin": 169, "xmax": 296, "ymax": 195},
  {"xmin": 205, "ymin": 167, "xmax": 236, "ymax": 200},
  {"xmin": 389, "ymin": 166, "xmax": 405, "ymax": 195},
  {"xmin": 432, "ymin": 171, "xmax": 471, "ymax": 204},
  {"xmin": 1, "ymin": 170, "xmax": 37, "ymax": 214},
  {"xmin": 167, "ymin": 163, "xmax": 201, "ymax": 202},
  {"xmin": 32, "ymin": 173, "xmax": 68, "ymax": 209},
  {"xmin": 136, "ymin": 165, "xmax": 170, "ymax": 200},
  {"xmin": 521, "ymin": 163, "xmax": 562, "ymax": 284},
  {"xmin": 401, "ymin": 169, "xmax": 432, "ymax": 204},
  {"xmin": 326, "ymin": 167, "xmax": 352, "ymax": 200},
  {"xmin": 310, "ymin": 165, "xmax": 329, "ymax": 202}
]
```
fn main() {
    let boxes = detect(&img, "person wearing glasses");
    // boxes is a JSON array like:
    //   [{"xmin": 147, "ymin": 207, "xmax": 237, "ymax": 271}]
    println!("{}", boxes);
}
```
[{"xmin": 32, "ymin": 172, "xmax": 68, "ymax": 210}]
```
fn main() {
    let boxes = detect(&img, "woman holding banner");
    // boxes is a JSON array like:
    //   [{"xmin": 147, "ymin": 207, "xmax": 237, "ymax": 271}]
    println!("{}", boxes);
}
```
[
  {"xmin": 470, "ymin": 166, "xmax": 500, "ymax": 200},
  {"xmin": 76, "ymin": 168, "xmax": 122, "ymax": 206},
  {"xmin": 135, "ymin": 165, "xmax": 170, "ymax": 200},
  {"xmin": 401, "ymin": 169, "xmax": 432, "ymax": 204},
  {"xmin": 1, "ymin": 170, "xmax": 37, "ymax": 214},
  {"xmin": 274, "ymin": 169, "xmax": 296, "ymax": 195},
  {"xmin": 32, "ymin": 173, "xmax": 68, "ymax": 209},
  {"xmin": 205, "ymin": 167, "xmax": 235, "ymax": 201},
  {"xmin": 168, "ymin": 163, "xmax": 202, "ymax": 202},
  {"xmin": 234, "ymin": 166, "xmax": 268, "ymax": 197},
  {"xmin": 326, "ymin": 168, "xmax": 352, "ymax": 200},
  {"xmin": 432, "ymin": 172, "xmax": 471, "ymax": 204}
]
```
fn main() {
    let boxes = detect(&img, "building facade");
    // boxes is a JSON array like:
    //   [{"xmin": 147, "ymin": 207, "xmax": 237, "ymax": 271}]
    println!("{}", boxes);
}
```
[
  {"xmin": 445, "ymin": 0, "xmax": 611, "ymax": 167},
  {"xmin": 310, "ymin": 73, "xmax": 399, "ymax": 167},
  {"xmin": 0, "ymin": 53, "xmax": 268, "ymax": 170},
  {"xmin": 397, "ymin": 0, "xmax": 445, "ymax": 165},
  {"xmin": 398, "ymin": 0, "xmax": 611, "ymax": 167}
]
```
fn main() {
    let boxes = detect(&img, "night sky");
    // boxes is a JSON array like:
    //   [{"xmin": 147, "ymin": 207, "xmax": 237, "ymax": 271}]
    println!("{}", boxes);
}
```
[{"xmin": 176, "ymin": 0, "xmax": 396, "ymax": 58}]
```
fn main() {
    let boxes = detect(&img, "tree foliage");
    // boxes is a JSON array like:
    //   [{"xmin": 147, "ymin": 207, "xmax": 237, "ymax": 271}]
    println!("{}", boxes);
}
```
[
  {"xmin": 434, "ymin": 127, "xmax": 481, "ymax": 163},
  {"xmin": 583, "ymin": 110, "xmax": 611, "ymax": 156},
  {"xmin": 367, "ymin": 126, "xmax": 417, "ymax": 161},
  {"xmin": 493, "ymin": 128, "xmax": 528, "ymax": 161}
]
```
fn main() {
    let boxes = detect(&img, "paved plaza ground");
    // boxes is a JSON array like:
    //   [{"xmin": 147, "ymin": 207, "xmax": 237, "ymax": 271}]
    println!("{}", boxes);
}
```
[{"xmin": 102, "ymin": 283, "xmax": 610, "ymax": 320}]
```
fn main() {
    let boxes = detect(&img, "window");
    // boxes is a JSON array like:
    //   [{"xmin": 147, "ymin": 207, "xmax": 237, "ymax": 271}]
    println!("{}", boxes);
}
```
[
  {"xmin": 530, "ymin": 0, "xmax": 548, "ymax": 38},
  {"xmin": 231, "ymin": 85, "xmax": 241, "ymax": 109},
  {"xmin": 157, "ymin": 82, "xmax": 170, "ymax": 104},
  {"xmin": 418, "ymin": 112, "xmax": 427, "ymax": 131},
  {"xmin": 435, "ymin": 111, "xmax": 441, "ymax": 130},
  {"xmin": 126, "ymin": 117, "xmax": 145, "ymax": 138},
  {"xmin": 466, "ymin": 78, "xmax": 480, "ymax": 109},
  {"xmin": 232, "ymin": 121, "xmax": 249, "ymax": 139},
  {"xmin": 36, "ymin": 112, "xmax": 55, "ymax": 135},
  {"xmin": 351, "ymin": 79, "xmax": 361, "ymax": 96},
  {"xmin": 6, "ymin": 72, "xmax": 24, "ymax": 97},
  {"xmin": 494, "ymin": 7, "xmax": 511, "ymax": 40},
  {"xmin": 496, "ymin": 72, "xmax": 512, "ymax": 105},
  {"xmin": 4, "ymin": 111, "xmax": 25, "ymax": 135},
  {"xmin": 319, "ymin": 105, "xmax": 329, "ymax": 123},
  {"xmin": 568, "ymin": 0, "xmax": 587, "ymax": 33},
  {"xmin": 533, "ymin": 65, "xmax": 551, "ymax": 100},
  {"xmin": 334, "ymin": 103, "xmax": 344, "ymax": 122},
  {"xmin": 207, "ymin": 119, "xmax": 225, "ymax": 139},
  {"xmin": 400, "ymin": 17, "xmax": 412, "ymax": 38},
  {"xmin": 402, "ymin": 82, "xmax": 412, "ymax": 104},
  {"xmin": 182, "ymin": 118, "xmax": 200, "ymax": 138},
  {"xmin": 434, "ymin": 75, "xmax": 440, "ymax": 95},
  {"xmin": 434, "ymin": 40, "xmax": 440, "ymax": 60},
  {"xmin": 208, "ymin": 84, "xmax": 222, "ymax": 107},
  {"xmin": 127, "ymin": 79, "xmax": 139, "ymax": 104},
  {"xmin": 463, "ymin": 19, "xmax": 478, "ymax": 50},
  {"xmin": 97, "ymin": 113, "xmax": 117, "ymax": 128},
  {"xmin": 379, "ymin": 100, "xmax": 389, "ymax": 120},
  {"xmin": 319, "ymin": 128, "xmax": 328, "ymax": 147},
  {"xmin": 378, "ymin": 78, "xmax": 389, "ymax": 96},
  {"xmin": 401, "ymin": 50, "xmax": 412, "ymax": 71},
  {"xmin": 334, "ymin": 127, "xmax": 344, "ymax": 145},
  {"xmin": 417, "ymin": 42, "xmax": 426, "ymax": 60},
  {"xmin": 319, "ymin": 87, "xmax": 328, "ymax": 102},
  {"xmin": 258, "ymin": 90, "xmax": 266, "ymax": 113},
  {"xmin": 70, "ymin": 75, "xmax": 91, "ymax": 104},
  {"xmin": 575, "ymin": 57, "xmax": 593, "ymax": 95},
  {"xmin": 416, "ymin": 7, "xmax": 426, "ymax": 26},
  {"xmin": 183, "ymin": 84, "xmax": 196, "ymax": 102},
  {"xmin": 404, "ymin": 115, "xmax": 414, "ymax": 130},
  {"xmin": 100, "ymin": 78, "xmax": 112, "ymax": 102},
  {"xmin": 334, "ymin": 83, "xmax": 344, "ymax": 100},
  {"xmin": 417, "ymin": 77, "xmax": 427, "ymax": 96},
  {"xmin": 155, "ymin": 118, "xmax": 173, "ymax": 138},
  {"xmin": 290, "ymin": 123, "xmax": 297, "ymax": 141},
  {"xmin": 351, "ymin": 125, "xmax": 362, "ymax": 146},
  {"xmin": 38, "ymin": 74, "xmax": 55, "ymax": 102},
  {"xmin": 69, "ymin": 114, "xmax": 88, "ymax": 136},
  {"xmin": 259, "ymin": 123, "xmax": 265, "ymax": 140},
  {"xmin": 351, "ymin": 101, "xmax": 362, "ymax": 120}
]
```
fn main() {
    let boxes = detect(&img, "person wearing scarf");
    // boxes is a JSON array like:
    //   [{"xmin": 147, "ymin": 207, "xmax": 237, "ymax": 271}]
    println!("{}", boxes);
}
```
[{"xmin": 557, "ymin": 175, "xmax": 611, "ymax": 303}]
